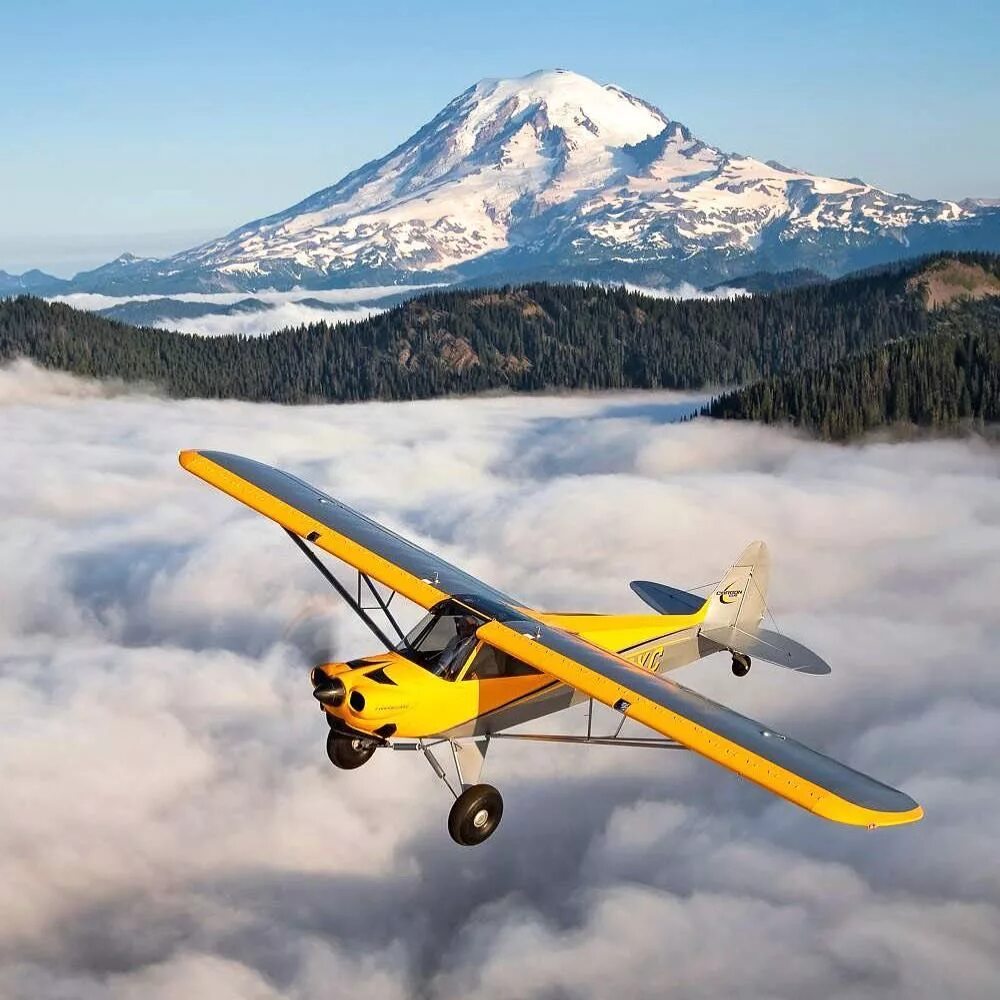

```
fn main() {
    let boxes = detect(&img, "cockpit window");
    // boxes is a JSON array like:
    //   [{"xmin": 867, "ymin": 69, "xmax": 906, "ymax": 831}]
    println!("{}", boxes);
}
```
[
  {"xmin": 399, "ymin": 601, "xmax": 484, "ymax": 679},
  {"xmin": 402, "ymin": 612, "xmax": 458, "ymax": 657}
]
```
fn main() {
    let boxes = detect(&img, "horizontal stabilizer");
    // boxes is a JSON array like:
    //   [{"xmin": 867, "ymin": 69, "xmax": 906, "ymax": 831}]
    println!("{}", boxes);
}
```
[
  {"xmin": 701, "ymin": 625, "xmax": 831, "ymax": 675},
  {"xmin": 631, "ymin": 580, "xmax": 705, "ymax": 615}
]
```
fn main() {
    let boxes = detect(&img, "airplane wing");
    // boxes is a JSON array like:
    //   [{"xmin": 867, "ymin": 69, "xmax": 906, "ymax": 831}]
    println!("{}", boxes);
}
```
[
  {"xmin": 179, "ymin": 449, "xmax": 522, "ymax": 612},
  {"xmin": 181, "ymin": 450, "xmax": 921, "ymax": 828},
  {"xmin": 477, "ymin": 618, "xmax": 922, "ymax": 828}
]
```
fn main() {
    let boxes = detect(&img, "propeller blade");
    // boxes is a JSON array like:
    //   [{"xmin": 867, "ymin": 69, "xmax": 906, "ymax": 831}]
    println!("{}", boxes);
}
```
[{"xmin": 283, "ymin": 595, "xmax": 342, "ymax": 667}]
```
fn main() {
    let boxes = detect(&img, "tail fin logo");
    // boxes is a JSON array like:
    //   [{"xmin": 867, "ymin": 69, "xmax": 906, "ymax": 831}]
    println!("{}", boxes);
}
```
[{"xmin": 718, "ymin": 586, "xmax": 743, "ymax": 605}]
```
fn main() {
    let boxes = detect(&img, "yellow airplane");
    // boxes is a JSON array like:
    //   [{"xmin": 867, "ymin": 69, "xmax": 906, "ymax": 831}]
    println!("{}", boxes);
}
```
[{"xmin": 180, "ymin": 449, "xmax": 923, "ymax": 846}]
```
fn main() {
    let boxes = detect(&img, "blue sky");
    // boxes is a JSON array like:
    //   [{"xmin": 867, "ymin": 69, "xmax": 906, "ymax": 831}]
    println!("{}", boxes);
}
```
[{"xmin": 3, "ymin": 0, "xmax": 998, "ymax": 275}]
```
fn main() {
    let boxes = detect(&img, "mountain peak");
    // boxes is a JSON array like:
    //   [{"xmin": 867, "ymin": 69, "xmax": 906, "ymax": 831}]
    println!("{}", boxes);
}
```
[
  {"xmin": 55, "ymin": 69, "xmax": 995, "ymax": 294},
  {"xmin": 461, "ymin": 69, "xmax": 670, "ymax": 149},
  {"xmin": 474, "ymin": 67, "xmax": 595, "ymax": 90}
]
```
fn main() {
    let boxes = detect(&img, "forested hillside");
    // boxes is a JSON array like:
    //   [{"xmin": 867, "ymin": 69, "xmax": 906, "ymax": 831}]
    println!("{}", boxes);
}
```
[
  {"xmin": 5, "ymin": 255, "xmax": 988, "ymax": 404},
  {"xmin": 704, "ymin": 297, "xmax": 1000, "ymax": 440}
]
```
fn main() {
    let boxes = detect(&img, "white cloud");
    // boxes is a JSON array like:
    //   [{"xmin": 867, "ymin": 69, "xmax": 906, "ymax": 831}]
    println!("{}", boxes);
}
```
[
  {"xmin": 47, "ymin": 285, "xmax": 441, "ymax": 337},
  {"xmin": 0, "ymin": 358, "xmax": 142, "ymax": 405},
  {"xmin": 0, "ymin": 361, "xmax": 996, "ymax": 999},
  {"xmin": 50, "ymin": 284, "xmax": 432, "ymax": 311},
  {"xmin": 162, "ymin": 303, "xmax": 382, "ymax": 337},
  {"xmin": 621, "ymin": 281, "xmax": 750, "ymax": 300}
]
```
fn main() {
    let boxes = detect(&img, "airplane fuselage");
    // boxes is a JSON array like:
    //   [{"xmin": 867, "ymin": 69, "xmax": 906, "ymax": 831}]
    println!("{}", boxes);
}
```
[{"xmin": 315, "ymin": 609, "xmax": 709, "ymax": 741}]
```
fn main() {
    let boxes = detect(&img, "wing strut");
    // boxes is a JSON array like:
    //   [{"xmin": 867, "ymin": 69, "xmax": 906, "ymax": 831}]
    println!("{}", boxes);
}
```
[
  {"xmin": 491, "ymin": 733, "xmax": 685, "ymax": 749},
  {"xmin": 284, "ymin": 529, "xmax": 400, "ymax": 652},
  {"xmin": 357, "ymin": 572, "xmax": 410, "ymax": 647}
]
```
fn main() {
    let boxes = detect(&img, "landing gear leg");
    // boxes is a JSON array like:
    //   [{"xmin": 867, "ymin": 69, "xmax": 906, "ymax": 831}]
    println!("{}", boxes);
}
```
[
  {"xmin": 421, "ymin": 737, "xmax": 502, "ymax": 846},
  {"xmin": 732, "ymin": 652, "xmax": 752, "ymax": 677}
]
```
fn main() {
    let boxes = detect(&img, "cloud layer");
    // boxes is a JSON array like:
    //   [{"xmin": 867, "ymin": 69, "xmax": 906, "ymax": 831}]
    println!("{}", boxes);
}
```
[
  {"xmin": 620, "ymin": 281, "xmax": 749, "ymax": 301},
  {"xmin": 0, "ymin": 362, "xmax": 996, "ymax": 999},
  {"xmin": 48, "ymin": 286, "xmax": 434, "ymax": 337}
]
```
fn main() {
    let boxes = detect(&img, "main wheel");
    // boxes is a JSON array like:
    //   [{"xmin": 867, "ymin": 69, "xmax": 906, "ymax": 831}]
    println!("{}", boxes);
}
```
[
  {"xmin": 326, "ymin": 729, "xmax": 377, "ymax": 770},
  {"xmin": 732, "ymin": 652, "xmax": 752, "ymax": 677},
  {"xmin": 448, "ymin": 784, "xmax": 504, "ymax": 846}
]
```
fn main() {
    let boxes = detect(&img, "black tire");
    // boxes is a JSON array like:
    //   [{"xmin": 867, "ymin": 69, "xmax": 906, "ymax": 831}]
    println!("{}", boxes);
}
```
[
  {"xmin": 326, "ymin": 729, "xmax": 377, "ymax": 770},
  {"xmin": 448, "ymin": 784, "xmax": 503, "ymax": 846},
  {"xmin": 732, "ymin": 653, "xmax": 751, "ymax": 677}
]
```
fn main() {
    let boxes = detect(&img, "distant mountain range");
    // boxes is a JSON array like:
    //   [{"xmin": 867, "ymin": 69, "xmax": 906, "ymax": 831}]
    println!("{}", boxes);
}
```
[
  {"xmin": 0, "ymin": 268, "xmax": 72, "ymax": 296},
  {"xmin": 5, "ymin": 69, "xmax": 1000, "ymax": 296}
]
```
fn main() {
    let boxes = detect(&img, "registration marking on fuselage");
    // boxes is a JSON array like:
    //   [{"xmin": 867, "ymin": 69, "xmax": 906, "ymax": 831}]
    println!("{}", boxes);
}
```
[{"xmin": 627, "ymin": 645, "xmax": 664, "ymax": 672}]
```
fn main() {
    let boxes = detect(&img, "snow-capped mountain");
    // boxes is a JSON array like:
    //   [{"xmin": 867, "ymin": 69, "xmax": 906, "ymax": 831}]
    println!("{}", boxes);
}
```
[{"xmin": 29, "ymin": 70, "xmax": 1000, "ymax": 293}]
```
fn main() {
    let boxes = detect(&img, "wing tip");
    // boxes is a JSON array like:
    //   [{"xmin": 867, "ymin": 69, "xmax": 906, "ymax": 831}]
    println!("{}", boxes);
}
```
[
  {"xmin": 800, "ymin": 660, "xmax": 833, "ymax": 676},
  {"xmin": 813, "ymin": 793, "xmax": 924, "ymax": 828},
  {"xmin": 178, "ymin": 448, "xmax": 201, "ymax": 471}
]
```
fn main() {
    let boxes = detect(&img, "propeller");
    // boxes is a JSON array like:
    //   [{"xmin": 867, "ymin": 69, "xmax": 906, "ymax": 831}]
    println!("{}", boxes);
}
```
[
  {"xmin": 281, "ymin": 594, "xmax": 343, "ymax": 670},
  {"xmin": 281, "ymin": 596, "xmax": 351, "ymax": 706}
]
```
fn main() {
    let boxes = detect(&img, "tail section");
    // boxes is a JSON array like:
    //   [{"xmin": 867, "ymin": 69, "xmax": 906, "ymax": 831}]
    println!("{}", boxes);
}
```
[
  {"xmin": 630, "ymin": 540, "xmax": 830, "ymax": 675},
  {"xmin": 702, "ymin": 540, "xmax": 770, "ymax": 630},
  {"xmin": 701, "ymin": 540, "xmax": 831, "ymax": 674}
]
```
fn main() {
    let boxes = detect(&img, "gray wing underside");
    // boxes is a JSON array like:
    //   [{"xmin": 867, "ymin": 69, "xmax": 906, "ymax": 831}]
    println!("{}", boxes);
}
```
[
  {"xmin": 485, "ymin": 619, "xmax": 917, "ymax": 816},
  {"xmin": 194, "ymin": 450, "xmax": 523, "ymax": 608}
]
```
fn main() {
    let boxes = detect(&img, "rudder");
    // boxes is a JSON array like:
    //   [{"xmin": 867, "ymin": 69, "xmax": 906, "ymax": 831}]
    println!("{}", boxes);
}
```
[{"xmin": 702, "ymin": 541, "xmax": 770, "ymax": 630}]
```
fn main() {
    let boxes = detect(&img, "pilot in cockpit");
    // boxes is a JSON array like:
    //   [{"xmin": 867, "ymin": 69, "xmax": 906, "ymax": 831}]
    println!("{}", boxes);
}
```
[{"xmin": 436, "ymin": 614, "xmax": 480, "ymax": 678}]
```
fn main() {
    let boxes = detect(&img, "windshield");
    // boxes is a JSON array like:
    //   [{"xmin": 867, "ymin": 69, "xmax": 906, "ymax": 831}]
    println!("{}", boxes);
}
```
[{"xmin": 399, "ymin": 602, "xmax": 483, "ymax": 679}]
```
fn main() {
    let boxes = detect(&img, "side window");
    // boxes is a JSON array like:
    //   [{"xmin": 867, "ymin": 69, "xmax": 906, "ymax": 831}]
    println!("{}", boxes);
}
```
[
  {"xmin": 503, "ymin": 656, "xmax": 541, "ymax": 677},
  {"xmin": 464, "ymin": 644, "xmax": 540, "ymax": 680},
  {"xmin": 465, "ymin": 644, "xmax": 504, "ymax": 680}
]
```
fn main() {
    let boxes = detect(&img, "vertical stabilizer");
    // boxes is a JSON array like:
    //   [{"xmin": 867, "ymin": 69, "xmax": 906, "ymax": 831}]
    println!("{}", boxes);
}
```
[{"xmin": 703, "ymin": 541, "xmax": 770, "ymax": 629}]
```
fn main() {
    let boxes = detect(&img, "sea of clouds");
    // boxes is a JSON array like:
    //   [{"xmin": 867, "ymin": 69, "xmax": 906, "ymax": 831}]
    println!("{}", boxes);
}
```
[{"xmin": 0, "ymin": 361, "xmax": 997, "ymax": 999}]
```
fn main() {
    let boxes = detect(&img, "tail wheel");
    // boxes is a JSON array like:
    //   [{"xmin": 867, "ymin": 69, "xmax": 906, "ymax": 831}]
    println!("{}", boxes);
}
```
[
  {"xmin": 326, "ymin": 729, "xmax": 377, "ymax": 769},
  {"xmin": 448, "ymin": 784, "xmax": 504, "ymax": 846},
  {"xmin": 732, "ymin": 652, "xmax": 752, "ymax": 677}
]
